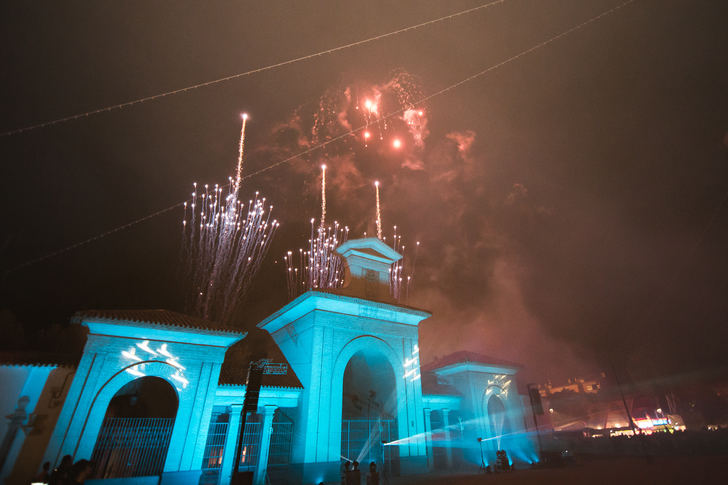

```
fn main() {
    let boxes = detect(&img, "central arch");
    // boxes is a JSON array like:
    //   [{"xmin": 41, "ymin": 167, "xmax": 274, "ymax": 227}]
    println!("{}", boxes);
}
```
[
  {"xmin": 328, "ymin": 336, "xmax": 408, "ymax": 466},
  {"xmin": 341, "ymin": 348, "xmax": 398, "ymax": 467}
]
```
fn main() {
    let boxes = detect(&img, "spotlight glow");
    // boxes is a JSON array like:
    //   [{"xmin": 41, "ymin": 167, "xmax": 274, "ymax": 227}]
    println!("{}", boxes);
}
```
[{"xmin": 392, "ymin": 138, "xmax": 402, "ymax": 149}]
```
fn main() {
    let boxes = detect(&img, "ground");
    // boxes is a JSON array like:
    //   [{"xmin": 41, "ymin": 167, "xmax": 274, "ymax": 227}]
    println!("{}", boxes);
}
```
[{"xmin": 385, "ymin": 455, "xmax": 728, "ymax": 485}]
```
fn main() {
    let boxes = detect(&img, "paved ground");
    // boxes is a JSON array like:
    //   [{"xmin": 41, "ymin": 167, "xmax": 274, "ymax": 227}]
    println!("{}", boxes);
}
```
[{"xmin": 386, "ymin": 455, "xmax": 728, "ymax": 485}]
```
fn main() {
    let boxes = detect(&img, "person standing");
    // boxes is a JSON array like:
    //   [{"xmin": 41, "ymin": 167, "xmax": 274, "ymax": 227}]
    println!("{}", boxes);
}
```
[
  {"xmin": 67, "ymin": 460, "xmax": 92, "ymax": 485},
  {"xmin": 341, "ymin": 461, "xmax": 350, "ymax": 485},
  {"xmin": 49, "ymin": 455, "xmax": 72, "ymax": 485},
  {"xmin": 346, "ymin": 460, "xmax": 361, "ymax": 485},
  {"xmin": 366, "ymin": 462, "xmax": 379, "ymax": 485},
  {"xmin": 31, "ymin": 462, "xmax": 50, "ymax": 483}
]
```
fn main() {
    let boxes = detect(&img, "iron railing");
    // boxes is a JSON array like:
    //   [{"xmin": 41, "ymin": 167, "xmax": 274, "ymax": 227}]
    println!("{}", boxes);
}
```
[
  {"xmin": 91, "ymin": 417, "xmax": 174, "ymax": 478},
  {"xmin": 199, "ymin": 411, "xmax": 295, "ymax": 484},
  {"xmin": 341, "ymin": 419, "xmax": 396, "ymax": 466},
  {"xmin": 238, "ymin": 417, "xmax": 262, "ymax": 471},
  {"xmin": 268, "ymin": 421, "xmax": 293, "ymax": 466},
  {"xmin": 199, "ymin": 418, "xmax": 230, "ymax": 485}
]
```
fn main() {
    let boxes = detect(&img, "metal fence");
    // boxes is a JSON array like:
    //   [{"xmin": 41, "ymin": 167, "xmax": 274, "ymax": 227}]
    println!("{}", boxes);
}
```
[
  {"xmin": 90, "ymin": 417, "xmax": 174, "ymax": 478},
  {"xmin": 341, "ymin": 419, "xmax": 397, "ymax": 467},
  {"xmin": 199, "ymin": 417, "xmax": 230, "ymax": 485},
  {"xmin": 238, "ymin": 416, "xmax": 262, "ymax": 471},
  {"xmin": 199, "ymin": 410, "xmax": 295, "ymax": 485},
  {"xmin": 269, "ymin": 421, "xmax": 293, "ymax": 466}
]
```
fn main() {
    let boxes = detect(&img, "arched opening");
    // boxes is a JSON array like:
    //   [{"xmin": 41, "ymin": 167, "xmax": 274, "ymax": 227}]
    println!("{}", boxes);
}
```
[
  {"xmin": 341, "ymin": 349, "xmax": 398, "ymax": 474},
  {"xmin": 90, "ymin": 376, "xmax": 178, "ymax": 478},
  {"xmin": 428, "ymin": 410, "xmax": 447, "ymax": 469},
  {"xmin": 487, "ymin": 395, "xmax": 512, "ymax": 461}
]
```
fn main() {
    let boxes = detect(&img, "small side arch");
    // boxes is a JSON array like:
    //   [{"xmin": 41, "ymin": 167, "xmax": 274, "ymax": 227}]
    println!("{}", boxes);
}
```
[{"xmin": 73, "ymin": 360, "xmax": 183, "ymax": 460}]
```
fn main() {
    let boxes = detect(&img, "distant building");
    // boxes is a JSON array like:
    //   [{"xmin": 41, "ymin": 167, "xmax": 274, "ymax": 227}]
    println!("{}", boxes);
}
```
[
  {"xmin": 537, "ymin": 376, "xmax": 603, "ymax": 397},
  {"xmin": 535, "ymin": 374, "xmax": 686, "ymax": 435},
  {"xmin": 0, "ymin": 238, "xmax": 536, "ymax": 485}
]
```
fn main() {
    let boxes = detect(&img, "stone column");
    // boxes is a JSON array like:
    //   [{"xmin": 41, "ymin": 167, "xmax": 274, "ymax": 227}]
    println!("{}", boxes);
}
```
[
  {"xmin": 423, "ymin": 408, "xmax": 433, "ymax": 470},
  {"xmin": 442, "ymin": 408, "xmax": 453, "ymax": 468},
  {"xmin": 219, "ymin": 405, "xmax": 243, "ymax": 485},
  {"xmin": 253, "ymin": 405, "xmax": 277, "ymax": 485}
]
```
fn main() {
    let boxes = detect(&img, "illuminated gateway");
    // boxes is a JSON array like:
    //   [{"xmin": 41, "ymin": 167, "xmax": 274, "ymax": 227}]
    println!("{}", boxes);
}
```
[{"xmin": 0, "ymin": 238, "xmax": 536, "ymax": 485}]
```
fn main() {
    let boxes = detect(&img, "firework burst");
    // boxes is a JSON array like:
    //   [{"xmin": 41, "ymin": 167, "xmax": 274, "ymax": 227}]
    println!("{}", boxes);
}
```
[
  {"xmin": 371, "ymin": 182, "xmax": 418, "ymax": 303},
  {"xmin": 387, "ymin": 225, "xmax": 419, "ymax": 303},
  {"xmin": 284, "ymin": 165, "xmax": 348, "ymax": 299},
  {"xmin": 284, "ymin": 219, "xmax": 349, "ymax": 299},
  {"xmin": 307, "ymin": 70, "xmax": 429, "ymax": 157},
  {"xmin": 182, "ymin": 116, "xmax": 279, "ymax": 324}
]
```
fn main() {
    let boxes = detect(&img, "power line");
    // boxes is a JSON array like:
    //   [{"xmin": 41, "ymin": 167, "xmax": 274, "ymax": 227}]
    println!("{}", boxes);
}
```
[
  {"xmin": 241, "ymin": 0, "xmax": 638, "ymax": 180},
  {"xmin": 0, "ymin": 0, "xmax": 505, "ymax": 137},
  {"xmin": 3, "ymin": 0, "xmax": 638, "ymax": 274},
  {"xmin": 4, "ymin": 203, "xmax": 183, "ymax": 274}
]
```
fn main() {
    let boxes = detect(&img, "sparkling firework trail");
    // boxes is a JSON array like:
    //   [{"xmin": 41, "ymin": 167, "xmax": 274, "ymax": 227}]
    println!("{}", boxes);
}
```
[
  {"xmin": 320, "ymin": 164, "xmax": 327, "ymax": 228},
  {"xmin": 183, "ymin": 117, "xmax": 279, "ymax": 324},
  {"xmin": 284, "ymin": 165, "xmax": 348, "ymax": 299},
  {"xmin": 375, "ymin": 181, "xmax": 382, "ymax": 240},
  {"xmin": 284, "ymin": 219, "xmax": 349, "ymax": 299},
  {"xmin": 233, "ymin": 113, "xmax": 248, "ymax": 196},
  {"xmin": 388, "ymin": 226, "xmax": 419, "ymax": 302}
]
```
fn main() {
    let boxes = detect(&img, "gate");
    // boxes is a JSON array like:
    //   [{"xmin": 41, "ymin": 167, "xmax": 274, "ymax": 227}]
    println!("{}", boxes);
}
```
[
  {"xmin": 199, "ymin": 416, "xmax": 229, "ymax": 485},
  {"xmin": 269, "ymin": 421, "xmax": 294, "ymax": 466},
  {"xmin": 238, "ymin": 418, "xmax": 262, "ymax": 471},
  {"xmin": 341, "ymin": 419, "xmax": 397, "ymax": 470},
  {"xmin": 90, "ymin": 417, "xmax": 174, "ymax": 478},
  {"xmin": 199, "ymin": 410, "xmax": 295, "ymax": 485}
]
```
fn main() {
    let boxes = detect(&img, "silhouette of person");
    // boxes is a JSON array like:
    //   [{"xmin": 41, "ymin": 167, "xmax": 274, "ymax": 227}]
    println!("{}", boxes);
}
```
[
  {"xmin": 49, "ymin": 455, "xmax": 72, "ymax": 485},
  {"xmin": 32, "ymin": 461, "xmax": 50, "ymax": 483},
  {"xmin": 366, "ymin": 461, "xmax": 379, "ymax": 485},
  {"xmin": 346, "ymin": 460, "xmax": 361, "ymax": 485},
  {"xmin": 68, "ymin": 459, "xmax": 93, "ymax": 485},
  {"xmin": 342, "ymin": 460, "xmax": 351, "ymax": 485}
]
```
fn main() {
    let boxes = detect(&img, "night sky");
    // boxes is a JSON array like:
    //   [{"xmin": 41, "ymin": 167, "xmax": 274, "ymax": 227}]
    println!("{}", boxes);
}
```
[{"xmin": 1, "ymin": 0, "xmax": 727, "ymax": 384}]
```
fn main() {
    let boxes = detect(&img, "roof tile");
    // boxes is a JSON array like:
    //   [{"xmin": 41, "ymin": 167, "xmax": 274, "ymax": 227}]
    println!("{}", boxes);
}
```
[{"xmin": 73, "ymin": 309, "xmax": 244, "ymax": 335}]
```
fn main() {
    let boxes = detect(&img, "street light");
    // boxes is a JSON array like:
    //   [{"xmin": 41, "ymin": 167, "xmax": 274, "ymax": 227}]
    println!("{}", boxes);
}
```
[{"xmin": 477, "ymin": 437, "xmax": 487, "ymax": 472}]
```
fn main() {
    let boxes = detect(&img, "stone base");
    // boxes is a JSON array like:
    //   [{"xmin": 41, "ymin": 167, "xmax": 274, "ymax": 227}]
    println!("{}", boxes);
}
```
[
  {"xmin": 159, "ymin": 470, "xmax": 202, "ymax": 485},
  {"xmin": 399, "ymin": 455, "xmax": 429, "ymax": 475},
  {"xmin": 85, "ymin": 477, "xmax": 159, "ymax": 485},
  {"xmin": 301, "ymin": 461, "xmax": 340, "ymax": 484}
]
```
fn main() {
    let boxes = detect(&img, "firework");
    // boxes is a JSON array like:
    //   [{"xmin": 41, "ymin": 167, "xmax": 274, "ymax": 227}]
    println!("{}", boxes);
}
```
[
  {"xmin": 183, "ymin": 116, "xmax": 279, "ymax": 324},
  {"xmin": 307, "ymin": 70, "xmax": 429, "ymax": 155},
  {"xmin": 284, "ymin": 165, "xmax": 349, "ymax": 299},
  {"xmin": 284, "ymin": 219, "xmax": 349, "ymax": 299},
  {"xmin": 375, "ymin": 181, "xmax": 382, "ymax": 240},
  {"xmin": 388, "ymin": 226, "xmax": 419, "ymax": 302},
  {"xmin": 320, "ymin": 164, "xmax": 327, "ymax": 228},
  {"xmin": 233, "ymin": 113, "xmax": 248, "ymax": 196}
]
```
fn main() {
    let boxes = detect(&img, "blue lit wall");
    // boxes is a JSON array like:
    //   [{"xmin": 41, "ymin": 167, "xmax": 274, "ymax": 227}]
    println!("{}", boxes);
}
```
[
  {"xmin": 0, "ymin": 241, "xmax": 540, "ymax": 484},
  {"xmin": 259, "ymin": 290, "xmax": 431, "ymax": 484},
  {"xmin": 429, "ymin": 362, "xmax": 539, "ymax": 467},
  {"xmin": 41, "ymin": 320, "xmax": 243, "ymax": 485}
]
